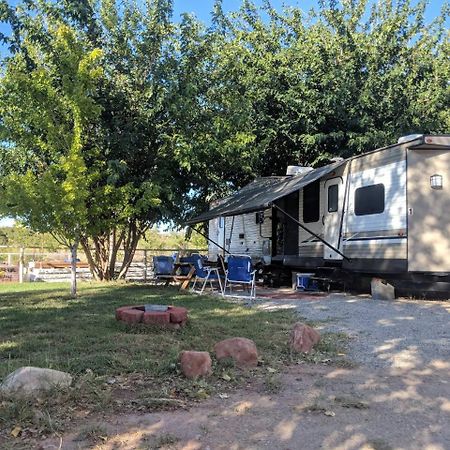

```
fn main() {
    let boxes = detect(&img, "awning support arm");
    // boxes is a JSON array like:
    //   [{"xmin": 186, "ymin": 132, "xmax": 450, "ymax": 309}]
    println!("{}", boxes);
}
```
[
  {"xmin": 271, "ymin": 203, "xmax": 351, "ymax": 262},
  {"xmin": 190, "ymin": 225, "xmax": 231, "ymax": 255}
]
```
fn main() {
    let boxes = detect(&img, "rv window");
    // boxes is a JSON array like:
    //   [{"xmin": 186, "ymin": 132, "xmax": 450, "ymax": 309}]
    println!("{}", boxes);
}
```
[
  {"xmin": 218, "ymin": 217, "xmax": 224, "ymax": 229},
  {"xmin": 328, "ymin": 185, "xmax": 338, "ymax": 213},
  {"xmin": 355, "ymin": 184, "xmax": 385, "ymax": 216},
  {"xmin": 303, "ymin": 181, "xmax": 320, "ymax": 223}
]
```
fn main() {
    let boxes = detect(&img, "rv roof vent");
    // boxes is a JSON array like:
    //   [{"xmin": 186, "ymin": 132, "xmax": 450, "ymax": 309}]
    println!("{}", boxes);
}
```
[
  {"xmin": 397, "ymin": 134, "xmax": 423, "ymax": 144},
  {"xmin": 286, "ymin": 166, "xmax": 314, "ymax": 176}
]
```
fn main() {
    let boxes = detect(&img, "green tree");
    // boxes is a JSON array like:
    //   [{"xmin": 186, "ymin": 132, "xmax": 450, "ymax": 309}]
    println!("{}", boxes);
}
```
[
  {"xmin": 206, "ymin": 0, "xmax": 449, "ymax": 174},
  {"xmin": 0, "ymin": 0, "xmax": 213, "ymax": 281},
  {"xmin": 0, "ymin": 23, "xmax": 102, "ymax": 295}
]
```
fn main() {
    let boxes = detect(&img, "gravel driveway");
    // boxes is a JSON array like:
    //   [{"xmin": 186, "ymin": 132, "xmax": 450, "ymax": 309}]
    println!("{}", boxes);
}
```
[
  {"xmin": 259, "ymin": 293, "xmax": 450, "ymax": 371},
  {"xmin": 292, "ymin": 294, "xmax": 450, "ymax": 371}
]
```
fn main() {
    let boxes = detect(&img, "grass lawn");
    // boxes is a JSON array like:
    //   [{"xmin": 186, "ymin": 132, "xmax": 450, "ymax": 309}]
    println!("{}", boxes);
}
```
[
  {"xmin": 0, "ymin": 282, "xmax": 346, "ymax": 445},
  {"xmin": 0, "ymin": 282, "xmax": 295, "ymax": 379}
]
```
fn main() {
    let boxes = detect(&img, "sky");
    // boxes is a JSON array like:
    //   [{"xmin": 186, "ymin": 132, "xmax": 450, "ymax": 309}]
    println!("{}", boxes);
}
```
[
  {"xmin": 0, "ymin": 0, "xmax": 447, "ymax": 226},
  {"xmin": 0, "ymin": 1, "xmax": 448, "ymax": 46},
  {"xmin": 173, "ymin": 0, "xmax": 446, "ymax": 25}
]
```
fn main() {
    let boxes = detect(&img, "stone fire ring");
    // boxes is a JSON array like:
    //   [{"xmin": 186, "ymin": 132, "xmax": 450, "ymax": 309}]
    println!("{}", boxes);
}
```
[{"xmin": 115, "ymin": 305, "xmax": 188, "ymax": 329}]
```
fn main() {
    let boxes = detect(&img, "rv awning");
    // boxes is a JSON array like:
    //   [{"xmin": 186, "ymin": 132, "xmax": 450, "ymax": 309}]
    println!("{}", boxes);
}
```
[{"xmin": 186, "ymin": 160, "xmax": 345, "ymax": 225}]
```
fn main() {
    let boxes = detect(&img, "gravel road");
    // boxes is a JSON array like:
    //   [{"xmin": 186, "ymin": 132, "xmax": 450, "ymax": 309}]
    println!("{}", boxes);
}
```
[
  {"xmin": 294, "ymin": 294, "xmax": 450, "ymax": 370},
  {"xmin": 261, "ymin": 293, "xmax": 450, "ymax": 371}
]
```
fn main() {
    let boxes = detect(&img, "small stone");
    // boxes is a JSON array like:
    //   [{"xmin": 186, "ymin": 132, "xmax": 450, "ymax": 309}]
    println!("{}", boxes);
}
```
[
  {"xmin": 180, "ymin": 351, "xmax": 212, "ymax": 379},
  {"xmin": 289, "ymin": 322, "xmax": 321, "ymax": 353},
  {"xmin": 10, "ymin": 426, "xmax": 22, "ymax": 437},
  {"xmin": 214, "ymin": 337, "xmax": 258, "ymax": 368},
  {"xmin": 0, "ymin": 367, "xmax": 72, "ymax": 396}
]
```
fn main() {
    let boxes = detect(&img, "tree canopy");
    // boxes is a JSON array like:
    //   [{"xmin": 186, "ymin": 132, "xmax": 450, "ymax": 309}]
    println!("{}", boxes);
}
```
[{"xmin": 0, "ymin": 0, "xmax": 448, "ymax": 280}]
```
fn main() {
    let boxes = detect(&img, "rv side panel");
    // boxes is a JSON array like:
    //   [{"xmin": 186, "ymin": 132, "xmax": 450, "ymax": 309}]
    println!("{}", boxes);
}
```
[
  {"xmin": 351, "ymin": 143, "xmax": 406, "ymax": 172},
  {"xmin": 223, "ymin": 210, "xmax": 272, "ymax": 259},
  {"xmin": 342, "ymin": 151, "xmax": 407, "ymax": 262},
  {"xmin": 208, "ymin": 216, "xmax": 225, "ymax": 260},
  {"xmin": 407, "ymin": 149, "xmax": 450, "ymax": 272}
]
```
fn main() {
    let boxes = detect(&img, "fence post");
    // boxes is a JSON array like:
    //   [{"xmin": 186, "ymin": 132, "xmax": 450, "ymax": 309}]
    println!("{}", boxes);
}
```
[
  {"xmin": 7, "ymin": 253, "xmax": 12, "ymax": 266},
  {"xmin": 143, "ymin": 250, "xmax": 147, "ymax": 282},
  {"xmin": 19, "ymin": 247, "xmax": 24, "ymax": 283}
]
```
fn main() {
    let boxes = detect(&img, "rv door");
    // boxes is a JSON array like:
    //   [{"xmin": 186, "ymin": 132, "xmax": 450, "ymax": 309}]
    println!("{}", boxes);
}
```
[{"xmin": 323, "ymin": 179, "xmax": 344, "ymax": 260}]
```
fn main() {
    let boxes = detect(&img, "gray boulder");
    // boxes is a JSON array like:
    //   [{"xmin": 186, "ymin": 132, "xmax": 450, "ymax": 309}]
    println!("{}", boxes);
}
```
[{"xmin": 0, "ymin": 366, "xmax": 72, "ymax": 396}]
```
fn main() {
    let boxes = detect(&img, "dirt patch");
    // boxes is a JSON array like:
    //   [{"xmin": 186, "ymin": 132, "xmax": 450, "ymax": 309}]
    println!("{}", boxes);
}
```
[{"xmin": 38, "ymin": 362, "xmax": 449, "ymax": 450}]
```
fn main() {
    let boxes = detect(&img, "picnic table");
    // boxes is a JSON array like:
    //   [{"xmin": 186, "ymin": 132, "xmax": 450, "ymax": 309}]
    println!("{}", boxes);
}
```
[{"xmin": 155, "ymin": 261, "xmax": 195, "ymax": 290}]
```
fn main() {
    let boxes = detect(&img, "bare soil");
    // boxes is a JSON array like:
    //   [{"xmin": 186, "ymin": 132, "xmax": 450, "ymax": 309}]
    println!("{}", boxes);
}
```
[{"xmin": 39, "ymin": 295, "xmax": 450, "ymax": 450}]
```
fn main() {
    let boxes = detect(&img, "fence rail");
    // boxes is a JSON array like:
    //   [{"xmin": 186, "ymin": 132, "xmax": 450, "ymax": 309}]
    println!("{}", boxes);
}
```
[{"xmin": 0, "ymin": 247, "xmax": 207, "ymax": 283}]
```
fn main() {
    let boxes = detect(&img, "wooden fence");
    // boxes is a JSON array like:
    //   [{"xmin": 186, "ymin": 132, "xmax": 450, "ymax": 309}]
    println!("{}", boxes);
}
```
[{"xmin": 0, "ymin": 246, "xmax": 207, "ymax": 283}]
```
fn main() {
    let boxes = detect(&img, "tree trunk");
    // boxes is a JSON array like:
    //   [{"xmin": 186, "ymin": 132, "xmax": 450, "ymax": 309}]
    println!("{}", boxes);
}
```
[
  {"xmin": 70, "ymin": 242, "xmax": 78, "ymax": 297},
  {"xmin": 80, "ymin": 238, "xmax": 103, "ymax": 280},
  {"xmin": 81, "ymin": 223, "xmax": 143, "ymax": 281},
  {"xmin": 117, "ymin": 224, "xmax": 140, "ymax": 280}
]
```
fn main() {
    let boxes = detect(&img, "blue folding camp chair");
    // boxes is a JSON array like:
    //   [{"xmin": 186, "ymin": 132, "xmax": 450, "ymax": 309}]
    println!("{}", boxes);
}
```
[
  {"xmin": 223, "ymin": 255, "xmax": 256, "ymax": 300},
  {"xmin": 191, "ymin": 254, "xmax": 223, "ymax": 295},
  {"xmin": 153, "ymin": 256, "xmax": 174, "ymax": 282},
  {"xmin": 179, "ymin": 254, "xmax": 202, "ymax": 276}
]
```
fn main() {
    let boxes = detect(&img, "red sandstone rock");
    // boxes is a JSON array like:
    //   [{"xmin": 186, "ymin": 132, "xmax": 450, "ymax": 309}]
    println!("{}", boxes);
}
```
[
  {"xmin": 289, "ymin": 322, "xmax": 321, "ymax": 353},
  {"xmin": 120, "ymin": 309, "xmax": 144, "ymax": 325},
  {"xmin": 180, "ymin": 351, "xmax": 212, "ymax": 379},
  {"xmin": 214, "ymin": 337, "xmax": 258, "ymax": 368},
  {"xmin": 142, "ymin": 311, "xmax": 170, "ymax": 325},
  {"xmin": 168, "ymin": 306, "xmax": 188, "ymax": 323}
]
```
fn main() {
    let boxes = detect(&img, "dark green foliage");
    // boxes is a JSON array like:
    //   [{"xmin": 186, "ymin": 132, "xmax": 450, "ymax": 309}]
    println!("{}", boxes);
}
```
[{"xmin": 205, "ymin": 0, "xmax": 449, "ymax": 175}]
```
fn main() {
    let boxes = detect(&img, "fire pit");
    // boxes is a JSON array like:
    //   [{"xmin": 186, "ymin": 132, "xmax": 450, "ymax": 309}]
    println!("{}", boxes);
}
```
[{"xmin": 116, "ymin": 304, "xmax": 188, "ymax": 329}]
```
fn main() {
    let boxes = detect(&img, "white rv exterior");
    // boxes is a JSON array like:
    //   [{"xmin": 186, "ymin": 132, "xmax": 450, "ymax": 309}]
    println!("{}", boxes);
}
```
[
  {"xmin": 206, "ymin": 135, "xmax": 450, "ymax": 276},
  {"xmin": 293, "ymin": 142, "xmax": 410, "ymax": 271},
  {"xmin": 208, "ymin": 210, "xmax": 272, "ymax": 263}
]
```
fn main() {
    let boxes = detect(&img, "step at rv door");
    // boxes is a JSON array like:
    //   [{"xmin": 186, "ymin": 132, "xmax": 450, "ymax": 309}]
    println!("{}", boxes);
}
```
[{"xmin": 323, "ymin": 178, "xmax": 344, "ymax": 260}]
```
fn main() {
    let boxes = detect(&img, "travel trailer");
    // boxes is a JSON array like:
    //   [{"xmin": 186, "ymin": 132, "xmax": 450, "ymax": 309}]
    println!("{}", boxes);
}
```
[{"xmin": 187, "ymin": 135, "xmax": 450, "ymax": 294}]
